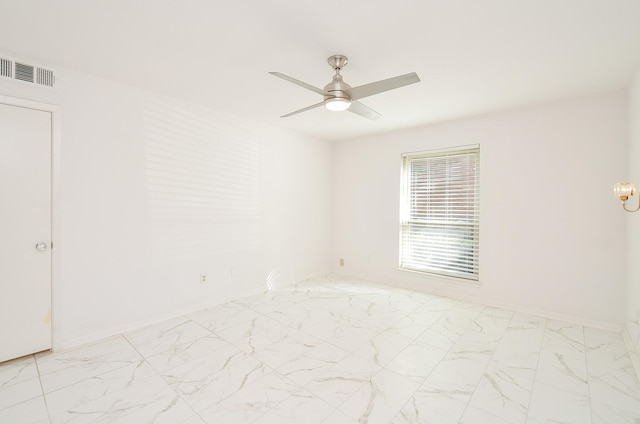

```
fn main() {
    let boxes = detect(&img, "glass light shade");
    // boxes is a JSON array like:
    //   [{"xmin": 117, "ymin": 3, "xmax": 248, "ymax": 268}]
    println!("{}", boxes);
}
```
[
  {"xmin": 614, "ymin": 182, "xmax": 636, "ymax": 200},
  {"xmin": 325, "ymin": 97, "xmax": 351, "ymax": 112}
]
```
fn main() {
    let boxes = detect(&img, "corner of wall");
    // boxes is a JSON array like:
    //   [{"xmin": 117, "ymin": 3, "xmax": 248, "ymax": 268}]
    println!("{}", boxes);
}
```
[
  {"xmin": 625, "ymin": 66, "xmax": 640, "ymax": 380},
  {"xmin": 623, "ymin": 321, "xmax": 640, "ymax": 384}
]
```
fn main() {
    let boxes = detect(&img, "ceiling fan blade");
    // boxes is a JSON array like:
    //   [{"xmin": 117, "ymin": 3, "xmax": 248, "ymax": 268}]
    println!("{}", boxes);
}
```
[
  {"xmin": 269, "ymin": 72, "xmax": 328, "ymax": 96},
  {"xmin": 280, "ymin": 101, "xmax": 325, "ymax": 118},
  {"xmin": 348, "ymin": 72, "xmax": 420, "ymax": 100},
  {"xmin": 348, "ymin": 100, "xmax": 381, "ymax": 121}
]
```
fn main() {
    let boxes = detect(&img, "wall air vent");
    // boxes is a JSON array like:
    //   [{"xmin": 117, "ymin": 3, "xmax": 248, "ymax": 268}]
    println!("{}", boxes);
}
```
[
  {"xmin": 0, "ymin": 55, "xmax": 56, "ymax": 88},
  {"xmin": 37, "ymin": 67, "xmax": 55, "ymax": 87},
  {"xmin": 0, "ymin": 58, "xmax": 12, "ymax": 78},
  {"xmin": 15, "ymin": 62, "xmax": 34, "ymax": 83}
]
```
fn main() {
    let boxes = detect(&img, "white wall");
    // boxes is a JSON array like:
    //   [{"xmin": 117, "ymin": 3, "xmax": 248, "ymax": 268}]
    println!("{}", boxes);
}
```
[
  {"xmin": 332, "ymin": 92, "xmax": 628, "ymax": 327},
  {"xmin": 0, "ymin": 68, "xmax": 332, "ymax": 348},
  {"xmin": 626, "ymin": 68, "xmax": 640, "ymax": 366}
]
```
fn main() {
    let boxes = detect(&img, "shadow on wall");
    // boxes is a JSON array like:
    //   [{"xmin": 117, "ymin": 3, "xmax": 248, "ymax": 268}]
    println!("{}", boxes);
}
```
[{"xmin": 143, "ymin": 99, "xmax": 261, "ymax": 262}]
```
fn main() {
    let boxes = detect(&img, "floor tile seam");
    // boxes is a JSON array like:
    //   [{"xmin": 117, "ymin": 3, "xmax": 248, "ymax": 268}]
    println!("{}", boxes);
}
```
[
  {"xmin": 188, "ymin": 304, "xmax": 273, "ymax": 334},
  {"xmin": 165, "ymin": 394, "xmax": 205, "ymax": 424},
  {"xmin": 464, "ymin": 403, "xmax": 523, "ymax": 424},
  {"xmin": 401, "ymin": 318, "xmax": 471, "ymax": 387},
  {"xmin": 283, "ymin": 304, "xmax": 377, "ymax": 346},
  {"xmin": 521, "ymin": 316, "xmax": 549, "ymax": 424},
  {"xmin": 50, "ymin": 380, "xmax": 189, "ymax": 424},
  {"xmin": 0, "ymin": 359, "xmax": 38, "ymax": 390},
  {"xmin": 37, "ymin": 366, "xmax": 137, "ymax": 403},
  {"xmin": 409, "ymin": 309, "xmax": 452, "ymax": 340},
  {"xmin": 387, "ymin": 383, "xmax": 429, "ymax": 423},
  {"xmin": 378, "ymin": 331, "xmax": 445, "ymax": 376},
  {"xmin": 42, "ymin": 364, "xmax": 165, "ymax": 421},
  {"xmin": 244, "ymin": 384, "xmax": 328, "ymax": 424},
  {"xmin": 34, "ymin": 346, "xmax": 147, "ymax": 385},
  {"xmin": 584, "ymin": 351, "xmax": 638, "ymax": 377},
  {"xmin": 452, "ymin": 345, "xmax": 502, "ymax": 420},
  {"xmin": 193, "ymin": 363, "xmax": 299, "ymax": 417},
  {"xmin": 465, "ymin": 383, "xmax": 532, "ymax": 424},
  {"xmin": 38, "ymin": 358, "xmax": 155, "ymax": 399},
  {"xmin": 185, "ymin": 312, "xmax": 238, "ymax": 337},
  {"xmin": 0, "ymin": 395, "xmax": 52, "ymax": 424},
  {"xmin": 244, "ymin": 302, "xmax": 306, "ymax": 318},
  {"xmin": 369, "ymin": 365, "xmax": 434, "ymax": 422},
  {"xmin": 334, "ymin": 373, "xmax": 414, "ymax": 424},
  {"xmin": 581, "ymin": 322, "xmax": 598, "ymax": 424},
  {"xmin": 55, "ymin": 335, "xmax": 188, "ymax": 415},
  {"xmin": 300, "ymin": 369, "xmax": 373, "ymax": 413},
  {"xmin": 33, "ymin": 354, "xmax": 53, "ymax": 424},
  {"xmin": 159, "ymin": 360, "xmax": 239, "ymax": 421},
  {"xmin": 0, "ymin": 382, "xmax": 46, "ymax": 414},
  {"xmin": 143, "ymin": 333, "xmax": 245, "ymax": 369},
  {"xmin": 0, "ymin": 368, "xmax": 41, "ymax": 390},
  {"xmin": 589, "ymin": 398, "xmax": 640, "ymax": 419}
]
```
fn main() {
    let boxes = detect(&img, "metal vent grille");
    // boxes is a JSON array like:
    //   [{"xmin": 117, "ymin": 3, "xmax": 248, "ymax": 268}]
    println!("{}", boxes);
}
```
[
  {"xmin": 0, "ymin": 58, "xmax": 12, "ymax": 78},
  {"xmin": 0, "ymin": 55, "xmax": 56, "ymax": 88},
  {"xmin": 37, "ymin": 68, "xmax": 55, "ymax": 87},
  {"xmin": 15, "ymin": 62, "xmax": 34, "ymax": 83}
]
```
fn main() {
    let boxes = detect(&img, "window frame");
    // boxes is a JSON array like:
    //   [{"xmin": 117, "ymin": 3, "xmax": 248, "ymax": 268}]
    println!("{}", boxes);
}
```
[{"xmin": 399, "ymin": 145, "xmax": 480, "ymax": 281}]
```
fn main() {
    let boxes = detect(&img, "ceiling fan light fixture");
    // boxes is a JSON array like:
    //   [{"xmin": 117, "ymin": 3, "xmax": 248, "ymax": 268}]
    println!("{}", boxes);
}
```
[{"xmin": 325, "ymin": 97, "xmax": 351, "ymax": 112}]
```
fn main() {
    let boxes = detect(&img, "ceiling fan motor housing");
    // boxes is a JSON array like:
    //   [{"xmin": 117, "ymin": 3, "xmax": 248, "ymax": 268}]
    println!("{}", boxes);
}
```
[{"xmin": 324, "ymin": 74, "xmax": 351, "ymax": 101}]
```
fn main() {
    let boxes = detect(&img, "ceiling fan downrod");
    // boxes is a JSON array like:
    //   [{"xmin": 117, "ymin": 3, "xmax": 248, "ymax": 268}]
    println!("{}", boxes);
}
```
[{"xmin": 324, "ymin": 55, "xmax": 351, "ymax": 109}]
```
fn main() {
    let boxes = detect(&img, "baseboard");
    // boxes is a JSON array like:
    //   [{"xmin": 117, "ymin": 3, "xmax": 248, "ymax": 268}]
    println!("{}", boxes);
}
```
[
  {"xmin": 53, "ymin": 271, "xmax": 328, "ymax": 352},
  {"xmin": 53, "ymin": 285, "xmax": 266, "ymax": 352},
  {"xmin": 622, "ymin": 327, "xmax": 640, "ymax": 384},
  {"xmin": 331, "ymin": 271, "xmax": 623, "ymax": 333}
]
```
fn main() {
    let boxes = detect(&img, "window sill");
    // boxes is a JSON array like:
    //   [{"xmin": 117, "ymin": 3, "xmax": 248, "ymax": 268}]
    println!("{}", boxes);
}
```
[{"xmin": 397, "ymin": 267, "xmax": 481, "ymax": 288}]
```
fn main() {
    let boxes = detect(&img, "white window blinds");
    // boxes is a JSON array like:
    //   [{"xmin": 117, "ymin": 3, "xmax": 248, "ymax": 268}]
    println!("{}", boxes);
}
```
[{"xmin": 400, "ymin": 146, "xmax": 480, "ymax": 280}]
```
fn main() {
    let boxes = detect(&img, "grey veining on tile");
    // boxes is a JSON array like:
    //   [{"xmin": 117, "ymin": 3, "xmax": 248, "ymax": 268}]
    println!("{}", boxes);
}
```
[
  {"xmin": 591, "ymin": 400, "xmax": 640, "ymax": 424},
  {"xmin": 144, "ymin": 334, "xmax": 231, "ymax": 372},
  {"xmin": 338, "ymin": 369, "xmax": 419, "ymax": 424},
  {"xmin": 526, "ymin": 380, "xmax": 591, "ymax": 424},
  {"xmin": 392, "ymin": 388, "xmax": 467, "ymax": 424},
  {"xmin": 188, "ymin": 301, "xmax": 262, "ymax": 333},
  {"xmin": 468, "ymin": 361, "xmax": 534, "ymax": 424},
  {"xmin": 5, "ymin": 275, "xmax": 640, "ymax": 423},
  {"xmin": 304, "ymin": 353, "xmax": 381, "ymax": 408},
  {"xmin": 123, "ymin": 316, "xmax": 211, "ymax": 358},
  {"xmin": 0, "ymin": 376, "xmax": 43, "ymax": 411},
  {"xmin": 36, "ymin": 335, "xmax": 143, "ymax": 393},
  {"xmin": 251, "ymin": 389, "xmax": 334, "ymax": 424},
  {"xmin": 277, "ymin": 342, "xmax": 350, "ymax": 385},
  {"xmin": 50, "ymin": 375, "xmax": 193, "ymax": 424},
  {"xmin": 0, "ymin": 355, "xmax": 38, "ymax": 389},
  {"xmin": 542, "ymin": 319, "xmax": 586, "ymax": 357},
  {"xmin": 197, "ymin": 371, "xmax": 300, "ymax": 423},
  {"xmin": 162, "ymin": 345, "xmax": 268, "ymax": 412},
  {"xmin": 470, "ymin": 306, "xmax": 514, "ymax": 338},
  {"xmin": 353, "ymin": 330, "xmax": 413, "ymax": 367},
  {"xmin": 0, "ymin": 396, "xmax": 50, "ymax": 424},
  {"xmin": 44, "ymin": 359, "xmax": 156, "ymax": 416}
]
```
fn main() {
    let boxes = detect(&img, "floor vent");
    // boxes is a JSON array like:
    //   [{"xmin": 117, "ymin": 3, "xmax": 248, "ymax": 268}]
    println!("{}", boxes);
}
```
[{"xmin": 0, "ymin": 55, "xmax": 56, "ymax": 88}]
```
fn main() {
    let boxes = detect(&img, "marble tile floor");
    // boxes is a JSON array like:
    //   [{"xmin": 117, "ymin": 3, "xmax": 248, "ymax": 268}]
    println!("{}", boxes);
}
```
[{"xmin": 1, "ymin": 275, "xmax": 640, "ymax": 424}]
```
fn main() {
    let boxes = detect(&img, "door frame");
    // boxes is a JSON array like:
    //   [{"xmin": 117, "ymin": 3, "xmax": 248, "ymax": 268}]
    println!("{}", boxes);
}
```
[{"xmin": 0, "ymin": 94, "xmax": 61, "ymax": 352}]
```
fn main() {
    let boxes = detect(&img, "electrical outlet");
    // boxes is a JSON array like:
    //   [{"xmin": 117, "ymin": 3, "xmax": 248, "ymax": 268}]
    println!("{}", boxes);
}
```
[
  {"xmin": 200, "ymin": 274, "xmax": 207, "ymax": 284},
  {"xmin": 339, "ymin": 258, "xmax": 344, "ymax": 267}
]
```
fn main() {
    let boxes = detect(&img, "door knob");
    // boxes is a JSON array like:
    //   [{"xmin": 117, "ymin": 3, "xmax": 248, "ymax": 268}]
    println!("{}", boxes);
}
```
[{"xmin": 35, "ymin": 242, "xmax": 48, "ymax": 252}]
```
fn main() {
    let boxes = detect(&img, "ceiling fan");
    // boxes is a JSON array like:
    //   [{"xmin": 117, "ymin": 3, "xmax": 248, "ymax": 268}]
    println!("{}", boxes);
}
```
[{"xmin": 269, "ymin": 55, "xmax": 420, "ymax": 121}]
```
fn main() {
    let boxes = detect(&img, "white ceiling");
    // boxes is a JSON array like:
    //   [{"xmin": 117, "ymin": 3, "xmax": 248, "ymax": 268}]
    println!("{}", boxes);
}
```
[{"xmin": 1, "ymin": 0, "xmax": 640, "ymax": 141}]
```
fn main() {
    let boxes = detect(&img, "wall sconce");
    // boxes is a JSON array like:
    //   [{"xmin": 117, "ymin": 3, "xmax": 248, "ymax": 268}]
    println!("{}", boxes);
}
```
[{"xmin": 613, "ymin": 182, "xmax": 640, "ymax": 212}]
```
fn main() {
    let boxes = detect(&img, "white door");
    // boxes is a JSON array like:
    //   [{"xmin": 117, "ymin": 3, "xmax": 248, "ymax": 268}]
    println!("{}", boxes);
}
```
[{"xmin": 0, "ymin": 102, "xmax": 52, "ymax": 363}]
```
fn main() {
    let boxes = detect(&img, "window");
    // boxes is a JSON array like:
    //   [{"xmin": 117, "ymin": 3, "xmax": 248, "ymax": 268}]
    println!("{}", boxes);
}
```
[{"xmin": 399, "ymin": 146, "xmax": 480, "ymax": 280}]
